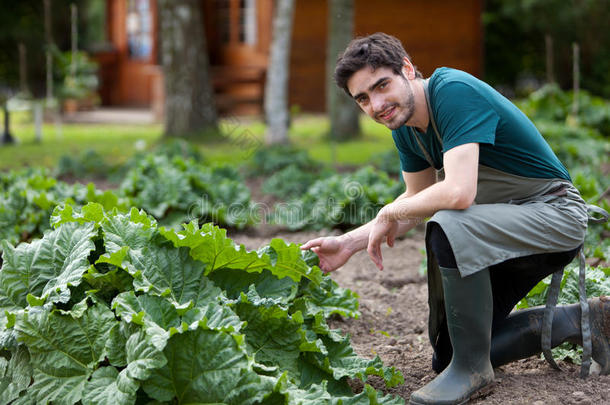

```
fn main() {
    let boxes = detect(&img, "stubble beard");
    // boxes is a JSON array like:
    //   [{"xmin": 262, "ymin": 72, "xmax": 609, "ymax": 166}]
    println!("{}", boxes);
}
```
[
  {"xmin": 383, "ymin": 93, "xmax": 414, "ymax": 130},
  {"xmin": 381, "ymin": 80, "xmax": 415, "ymax": 130}
]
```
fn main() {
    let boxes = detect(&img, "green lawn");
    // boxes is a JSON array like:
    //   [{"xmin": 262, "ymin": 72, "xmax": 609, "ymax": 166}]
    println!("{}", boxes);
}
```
[{"xmin": 0, "ymin": 110, "xmax": 395, "ymax": 171}]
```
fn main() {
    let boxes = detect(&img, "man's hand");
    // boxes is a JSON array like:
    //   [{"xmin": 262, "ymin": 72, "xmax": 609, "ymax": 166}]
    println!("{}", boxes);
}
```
[
  {"xmin": 300, "ymin": 236, "xmax": 355, "ymax": 273},
  {"xmin": 367, "ymin": 208, "xmax": 398, "ymax": 271}
]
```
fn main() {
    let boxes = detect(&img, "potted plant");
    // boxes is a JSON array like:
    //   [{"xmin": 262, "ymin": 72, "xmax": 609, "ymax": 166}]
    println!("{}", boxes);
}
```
[{"xmin": 55, "ymin": 49, "xmax": 100, "ymax": 114}]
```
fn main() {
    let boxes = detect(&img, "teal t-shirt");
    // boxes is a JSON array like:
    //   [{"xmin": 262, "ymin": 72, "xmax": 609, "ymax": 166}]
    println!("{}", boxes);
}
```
[{"xmin": 391, "ymin": 67, "xmax": 571, "ymax": 181}]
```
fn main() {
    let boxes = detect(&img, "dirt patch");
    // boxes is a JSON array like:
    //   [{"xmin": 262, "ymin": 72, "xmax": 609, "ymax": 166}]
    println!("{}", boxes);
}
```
[{"xmin": 230, "ymin": 227, "xmax": 610, "ymax": 405}]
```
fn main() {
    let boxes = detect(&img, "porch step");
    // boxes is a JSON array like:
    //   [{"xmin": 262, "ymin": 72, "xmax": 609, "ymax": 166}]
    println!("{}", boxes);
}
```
[{"xmin": 211, "ymin": 66, "xmax": 266, "ymax": 116}]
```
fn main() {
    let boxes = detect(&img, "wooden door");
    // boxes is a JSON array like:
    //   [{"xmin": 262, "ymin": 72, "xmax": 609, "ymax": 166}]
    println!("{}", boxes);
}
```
[{"xmin": 203, "ymin": 0, "xmax": 273, "ymax": 115}]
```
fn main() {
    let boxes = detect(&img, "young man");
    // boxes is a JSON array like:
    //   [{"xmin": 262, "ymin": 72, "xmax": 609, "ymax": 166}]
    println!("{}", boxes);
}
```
[{"xmin": 301, "ymin": 33, "xmax": 610, "ymax": 405}]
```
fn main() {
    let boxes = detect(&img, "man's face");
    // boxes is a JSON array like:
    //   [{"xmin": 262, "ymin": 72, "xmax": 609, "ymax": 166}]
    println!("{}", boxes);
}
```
[{"xmin": 347, "ymin": 66, "xmax": 415, "ymax": 130}]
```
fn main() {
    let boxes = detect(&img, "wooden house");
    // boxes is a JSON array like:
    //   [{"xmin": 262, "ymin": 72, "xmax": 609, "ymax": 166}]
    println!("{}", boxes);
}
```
[{"xmin": 96, "ymin": 0, "xmax": 482, "ymax": 116}]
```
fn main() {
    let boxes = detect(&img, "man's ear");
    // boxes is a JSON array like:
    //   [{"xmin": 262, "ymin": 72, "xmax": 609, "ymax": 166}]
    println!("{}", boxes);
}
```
[{"xmin": 401, "ymin": 56, "xmax": 416, "ymax": 80}]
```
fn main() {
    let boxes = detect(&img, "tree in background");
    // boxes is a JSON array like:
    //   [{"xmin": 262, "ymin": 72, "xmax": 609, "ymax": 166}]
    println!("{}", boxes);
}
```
[
  {"xmin": 484, "ymin": 0, "xmax": 610, "ymax": 97},
  {"xmin": 326, "ymin": 0, "xmax": 360, "ymax": 141},
  {"xmin": 158, "ymin": 0, "xmax": 218, "ymax": 138},
  {"xmin": 0, "ymin": 1, "xmax": 47, "ymax": 98},
  {"xmin": 264, "ymin": 0, "xmax": 295, "ymax": 145}
]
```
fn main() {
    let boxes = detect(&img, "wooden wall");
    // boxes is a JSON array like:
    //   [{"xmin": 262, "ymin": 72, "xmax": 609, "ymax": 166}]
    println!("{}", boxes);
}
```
[
  {"xmin": 289, "ymin": 0, "xmax": 483, "ymax": 112},
  {"xmin": 97, "ymin": 0, "xmax": 162, "ymax": 108},
  {"xmin": 96, "ymin": 0, "xmax": 482, "ymax": 115}
]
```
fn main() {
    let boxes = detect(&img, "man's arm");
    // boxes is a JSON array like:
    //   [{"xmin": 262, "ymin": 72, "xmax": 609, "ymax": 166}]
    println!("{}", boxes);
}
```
[
  {"xmin": 379, "ymin": 143, "xmax": 479, "ymax": 221},
  {"xmin": 300, "ymin": 165, "xmax": 436, "ymax": 272},
  {"xmin": 335, "ymin": 166, "xmax": 437, "ymax": 253},
  {"xmin": 365, "ymin": 143, "xmax": 479, "ymax": 270}
]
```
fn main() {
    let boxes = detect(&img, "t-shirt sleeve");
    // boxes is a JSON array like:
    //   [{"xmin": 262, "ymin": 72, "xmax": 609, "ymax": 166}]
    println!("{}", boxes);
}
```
[
  {"xmin": 391, "ymin": 129, "xmax": 430, "ymax": 172},
  {"xmin": 433, "ymin": 81, "xmax": 499, "ymax": 153}
]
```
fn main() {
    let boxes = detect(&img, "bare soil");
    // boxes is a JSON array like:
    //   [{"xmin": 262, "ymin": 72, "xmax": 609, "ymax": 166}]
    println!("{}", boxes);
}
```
[{"xmin": 229, "ymin": 227, "xmax": 610, "ymax": 405}]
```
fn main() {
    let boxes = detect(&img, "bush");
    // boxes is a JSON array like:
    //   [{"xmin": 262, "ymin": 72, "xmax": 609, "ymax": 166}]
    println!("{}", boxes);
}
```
[
  {"xmin": 119, "ymin": 154, "xmax": 254, "ymax": 229},
  {"xmin": 261, "ymin": 165, "xmax": 335, "ymax": 200},
  {"xmin": 248, "ymin": 145, "xmax": 319, "ymax": 176},
  {"xmin": 274, "ymin": 166, "xmax": 404, "ymax": 231}
]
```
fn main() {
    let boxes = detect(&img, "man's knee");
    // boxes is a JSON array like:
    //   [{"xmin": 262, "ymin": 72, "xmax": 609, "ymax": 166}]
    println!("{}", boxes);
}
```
[{"xmin": 427, "ymin": 222, "xmax": 458, "ymax": 268}]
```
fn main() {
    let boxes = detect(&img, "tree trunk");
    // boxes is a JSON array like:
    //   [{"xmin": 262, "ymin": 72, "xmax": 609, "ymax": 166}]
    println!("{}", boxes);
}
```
[
  {"xmin": 264, "ymin": 0, "xmax": 295, "ymax": 145},
  {"xmin": 327, "ymin": 0, "xmax": 360, "ymax": 141},
  {"xmin": 158, "ymin": 0, "xmax": 217, "ymax": 138}
]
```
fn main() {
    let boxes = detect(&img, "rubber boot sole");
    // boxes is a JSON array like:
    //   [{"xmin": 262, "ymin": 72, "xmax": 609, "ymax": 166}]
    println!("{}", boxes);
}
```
[{"xmin": 409, "ymin": 380, "xmax": 496, "ymax": 405}]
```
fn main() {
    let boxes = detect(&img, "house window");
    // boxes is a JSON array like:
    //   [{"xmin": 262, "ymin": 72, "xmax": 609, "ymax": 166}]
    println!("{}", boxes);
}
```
[
  {"xmin": 127, "ymin": 0, "xmax": 152, "ymax": 59},
  {"xmin": 216, "ymin": 0, "xmax": 257, "ymax": 45}
]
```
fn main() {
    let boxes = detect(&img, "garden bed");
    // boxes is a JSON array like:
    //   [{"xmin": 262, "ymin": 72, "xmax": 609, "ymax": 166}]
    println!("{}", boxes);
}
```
[{"xmin": 230, "ymin": 227, "xmax": 610, "ymax": 404}]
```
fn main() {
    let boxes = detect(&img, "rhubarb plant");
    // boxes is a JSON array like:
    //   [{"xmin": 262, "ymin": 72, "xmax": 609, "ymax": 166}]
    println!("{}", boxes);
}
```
[{"xmin": 0, "ymin": 203, "xmax": 404, "ymax": 404}]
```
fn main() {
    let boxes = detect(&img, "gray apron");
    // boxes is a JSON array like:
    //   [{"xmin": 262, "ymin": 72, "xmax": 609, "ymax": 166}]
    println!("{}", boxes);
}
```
[{"xmin": 414, "ymin": 79, "xmax": 600, "ymax": 377}]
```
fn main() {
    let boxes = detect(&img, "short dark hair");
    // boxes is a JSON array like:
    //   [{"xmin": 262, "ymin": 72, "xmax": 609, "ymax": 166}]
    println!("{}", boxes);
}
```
[{"xmin": 334, "ymin": 32, "xmax": 423, "ymax": 96}]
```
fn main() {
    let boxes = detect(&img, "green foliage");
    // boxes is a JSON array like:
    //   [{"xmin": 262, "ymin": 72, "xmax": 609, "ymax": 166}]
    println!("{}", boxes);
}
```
[
  {"xmin": 517, "ymin": 264, "xmax": 610, "ymax": 310},
  {"xmin": 518, "ymin": 86, "xmax": 610, "ymax": 262},
  {"xmin": 120, "ymin": 154, "xmax": 254, "ymax": 229},
  {"xmin": 1, "ymin": 148, "xmax": 257, "ymax": 260},
  {"xmin": 518, "ymin": 84, "xmax": 610, "ymax": 137},
  {"xmin": 262, "ymin": 165, "xmax": 336, "ymax": 200},
  {"xmin": 274, "ymin": 166, "xmax": 404, "ymax": 231},
  {"xmin": 370, "ymin": 149, "xmax": 402, "ymax": 176},
  {"xmin": 517, "ymin": 264, "xmax": 610, "ymax": 364},
  {"xmin": 483, "ymin": 0, "xmax": 610, "ymax": 97},
  {"xmin": 0, "ymin": 168, "xmax": 130, "ymax": 247},
  {"xmin": 55, "ymin": 149, "xmax": 113, "ymax": 179},
  {"xmin": 248, "ymin": 145, "xmax": 320, "ymax": 176},
  {"xmin": 150, "ymin": 138, "xmax": 205, "ymax": 162},
  {"xmin": 54, "ymin": 48, "xmax": 99, "ymax": 101},
  {"xmin": 0, "ymin": 205, "xmax": 404, "ymax": 404}
]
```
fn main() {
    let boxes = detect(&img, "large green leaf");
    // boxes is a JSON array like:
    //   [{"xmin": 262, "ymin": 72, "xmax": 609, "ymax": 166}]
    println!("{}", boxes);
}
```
[
  {"xmin": 262, "ymin": 239, "xmax": 324, "ymax": 285},
  {"xmin": 81, "ymin": 367, "xmax": 138, "ymax": 405},
  {"xmin": 50, "ymin": 202, "xmax": 105, "ymax": 228},
  {"xmin": 162, "ymin": 224, "xmax": 323, "ymax": 285},
  {"xmin": 113, "ymin": 292, "xmax": 180, "ymax": 330},
  {"xmin": 182, "ymin": 303, "xmax": 245, "ymax": 334},
  {"xmin": 127, "ymin": 244, "xmax": 221, "ymax": 308},
  {"xmin": 306, "ymin": 336, "xmax": 403, "ymax": 388},
  {"xmin": 124, "ymin": 329, "xmax": 167, "ymax": 380},
  {"xmin": 14, "ymin": 305, "xmax": 117, "ymax": 404},
  {"xmin": 112, "ymin": 292, "xmax": 180, "ymax": 350},
  {"xmin": 121, "ymin": 154, "xmax": 191, "ymax": 218},
  {"xmin": 0, "ymin": 222, "xmax": 97, "ymax": 309},
  {"xmin": 0, "ymin": 194, "xmax": 407, "ymax": 404},
  {"xmin": 293, "ymin": 277, "xmax": 360, "ymax": 319},
  {"xmin": 271, "ymin": 377, "xmax": 404, "ymax": 405},
  {"xmin": 236, "ymin": 304, "xmax": 318, "ymax": 380},
  {"xmin": 0, "ymin": 346, "xmax": 32, "ymax": 405},
  {"xmin": 160, "ymin": 222, "xmax": 270, "ymax": 274},
  {"xmin": 101, "ymin": 208, "xmax": 157, "ymax": 255},
  {"xmin": 82, "ymin": 265, "xmax": 134, "ymax": 298},
  {"xmin": 143, "ymin": 328, "xmax": 273, "ymax": 404},
  {"xmin": 105, "ymin": 322, "xmax": 129, "ymax": 368},
  {"xmin": 209, "ymin": 268, "xmax": 297, "ymax": 303},
  {"xmin": 336, "ymin": 384, "xmax": 405, "ymax": 405}
]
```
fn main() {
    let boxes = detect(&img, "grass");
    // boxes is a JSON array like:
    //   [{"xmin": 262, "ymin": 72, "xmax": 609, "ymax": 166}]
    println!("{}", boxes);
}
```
[
  {"xmin": 0, "ymin": 110, "xmax": 163, "ymax": 170},
  {"xmin": 0, "ymin": 110, "xmax": 396, "ymax": 171}
]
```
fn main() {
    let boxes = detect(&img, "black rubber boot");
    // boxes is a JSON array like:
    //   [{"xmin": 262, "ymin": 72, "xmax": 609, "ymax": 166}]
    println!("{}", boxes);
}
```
[
  {"xmin": 490, "ymin": 296, "xmax": 610, "ymax": 374},
  {"xmin": 410, "ymin": 267, "xmax": 495, "ymax": 405}
]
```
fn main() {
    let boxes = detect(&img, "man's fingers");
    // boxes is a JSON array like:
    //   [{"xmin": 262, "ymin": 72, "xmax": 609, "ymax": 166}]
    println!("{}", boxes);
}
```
[
  {"xmin": 377, "ymin": 244, "xmax": 383, "ymax": 271},
  {"xmin": 367, "ymin": 243, "xmax": 383, "ymax": 271},
  {"xmin": 319, "ymin": 259, "xmax": 327, "ymax": 272},
  {"xmin": 301, "ymin": 238, "xmax": 323, "ymax": 250},
  {"xmin": 319, "ymin": 259, "xmax": 335, "ymax": 273}
]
